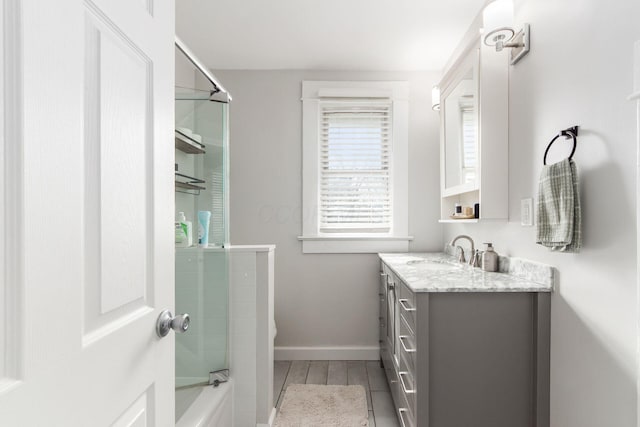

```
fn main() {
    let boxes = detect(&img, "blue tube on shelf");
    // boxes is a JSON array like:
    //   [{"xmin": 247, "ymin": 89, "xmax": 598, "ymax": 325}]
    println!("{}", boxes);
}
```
[{"xmin": 198, "ymin": 210, "xmax": 212, "ymax": 248}]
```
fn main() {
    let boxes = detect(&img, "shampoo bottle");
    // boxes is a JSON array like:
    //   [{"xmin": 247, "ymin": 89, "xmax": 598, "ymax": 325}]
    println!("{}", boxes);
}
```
[
  {"xmin": 198, "ymin": 210, "xmax": 212, "ymax": 248},
  {"xmin": 175, "ymin": 212, "xmax": 192, "ymax": 248},
  {"xmin": 481, "ymin": 243, "xmax": 498, "ymax": 272}
]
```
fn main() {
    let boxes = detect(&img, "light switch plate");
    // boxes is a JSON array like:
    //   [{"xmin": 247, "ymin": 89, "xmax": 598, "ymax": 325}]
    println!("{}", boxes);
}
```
[{"xmin": 521, "ymin": 198, "xmax": 533, "ymax": 226}]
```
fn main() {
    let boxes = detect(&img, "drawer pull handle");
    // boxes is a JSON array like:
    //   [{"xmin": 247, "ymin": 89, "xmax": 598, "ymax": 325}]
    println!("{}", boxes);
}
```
[
  {"xmin": 398, "ymin": 299, "xmax": 416, "ymax": 312},
  {"xmin": 399, "ymin": 371, "xmax": 416, "ymax": 394},
  {"xmin": 398, "ymin": 408, "xmax": 410, "ymax": 427},
  {"xmin": 399, "ymin": 335, "xmax": 416, "ymax": 353}
]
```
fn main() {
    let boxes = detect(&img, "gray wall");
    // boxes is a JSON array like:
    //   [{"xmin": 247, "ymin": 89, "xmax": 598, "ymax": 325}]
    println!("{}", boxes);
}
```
[
  {"xmin": 214, "ymin": 70, "xmax": 442, "ymax": 352},
  {"xmin": 443, "ymin": 1, "xmax": 640, "ymax": 426}
]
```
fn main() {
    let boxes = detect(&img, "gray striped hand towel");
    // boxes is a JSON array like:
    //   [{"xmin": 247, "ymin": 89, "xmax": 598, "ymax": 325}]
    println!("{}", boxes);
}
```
[{"xmin": 536, "ymin": 158, "xmax": 581, "ymax": 252}]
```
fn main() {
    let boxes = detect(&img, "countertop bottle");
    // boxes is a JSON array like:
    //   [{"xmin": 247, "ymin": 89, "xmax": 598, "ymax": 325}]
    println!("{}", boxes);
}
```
[{"xmin": 481, "ymin": 243, "xmax": 498, "ymax": 272}]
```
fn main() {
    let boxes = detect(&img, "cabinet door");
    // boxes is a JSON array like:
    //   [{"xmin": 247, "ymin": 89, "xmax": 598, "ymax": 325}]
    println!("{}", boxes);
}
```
[
  {"xmin": 386, "ymin": 275, "xmax": 397, "ymax": 361},
  {"xmin": 379, "ymin": 271, "xmax": 388, "ymax": 348}
]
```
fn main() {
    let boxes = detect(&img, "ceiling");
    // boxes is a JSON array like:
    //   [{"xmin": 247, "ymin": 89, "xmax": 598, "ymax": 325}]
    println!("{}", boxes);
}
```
[{"xmin": 176, "ymin": 0, "xmax": 487, "ymax": 71}]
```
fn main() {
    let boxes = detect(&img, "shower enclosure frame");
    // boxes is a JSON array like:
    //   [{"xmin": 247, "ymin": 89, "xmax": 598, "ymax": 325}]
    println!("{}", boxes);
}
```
[
  {"xmin": 175, "ymin": 36, "xmax": 232, "ymax": 394},
  {"xmin": 175, "ymin": 36, "xmax": 232, "ymax": 103}
]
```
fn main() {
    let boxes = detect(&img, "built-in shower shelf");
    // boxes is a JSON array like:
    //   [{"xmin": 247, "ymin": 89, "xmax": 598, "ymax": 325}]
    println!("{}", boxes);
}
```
[
  {"xmin": 175, "ymin": 130, "xmax": 206, "ymax": 154},
  {"xmin": 175, "ymin": 181, "xmax": 205, "ymax": 190},
  {"xmin": 175, "ymin": 172, "xmax": 205, "ymax": 195}
]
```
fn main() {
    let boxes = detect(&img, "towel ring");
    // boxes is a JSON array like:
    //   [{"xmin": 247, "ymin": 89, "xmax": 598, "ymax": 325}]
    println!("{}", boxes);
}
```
[{"xmin": 543, "ymin": 126, "xmax": 579, "ymax": 165}]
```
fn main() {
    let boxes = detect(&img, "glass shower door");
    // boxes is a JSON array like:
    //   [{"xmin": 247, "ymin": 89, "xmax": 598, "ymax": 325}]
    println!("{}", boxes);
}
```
[
  {"xmin": 175, "ymin": 249, "xmax": 228, "ymax": 387},
  {"xmin": 175, "ymin": 91, "xmax": 230, "ymax": 388}
]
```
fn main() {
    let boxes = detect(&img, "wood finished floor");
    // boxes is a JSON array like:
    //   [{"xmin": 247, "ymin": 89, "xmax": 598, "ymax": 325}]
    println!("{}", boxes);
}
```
[{"xmin": 274, "ymin": 360, "xmax": 400, "ymax": 427}]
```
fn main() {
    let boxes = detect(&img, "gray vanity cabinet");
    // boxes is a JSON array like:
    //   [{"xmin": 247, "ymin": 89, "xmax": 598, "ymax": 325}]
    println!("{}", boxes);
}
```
[{"xmin": 379, "ymin": 260, "xmax": 551, "ymax": 427}]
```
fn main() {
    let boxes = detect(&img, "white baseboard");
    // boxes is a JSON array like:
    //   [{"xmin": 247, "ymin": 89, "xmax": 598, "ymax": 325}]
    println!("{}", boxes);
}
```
[
  {"xmin": 274, "ymin": 346, "xmax": 380, "ymax": 361},
  {"xmin": 258, "ymin": 407, "xmax": 276, "ymax": 427}
]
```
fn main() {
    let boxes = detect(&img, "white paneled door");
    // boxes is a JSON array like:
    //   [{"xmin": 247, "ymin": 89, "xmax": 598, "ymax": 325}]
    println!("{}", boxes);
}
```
[{"xmin": 0, "ymin": 0, "xmax": 175, "ymax": 425}]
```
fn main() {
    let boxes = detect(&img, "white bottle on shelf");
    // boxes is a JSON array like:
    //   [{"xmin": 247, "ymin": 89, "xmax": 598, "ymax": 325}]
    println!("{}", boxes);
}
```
[{"xmin": 175, "ymin": 212, "xmax": 193, "ymax": 248}]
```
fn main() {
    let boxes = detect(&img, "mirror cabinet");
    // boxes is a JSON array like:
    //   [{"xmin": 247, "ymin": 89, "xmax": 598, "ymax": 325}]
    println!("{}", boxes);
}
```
[
  {"xmin": 438, "ymin": 41, "xmax": 509, "ymax": 222},
  {"xmin": 442, "ymin": 49, "xmax": 479, "ymax": 194}
]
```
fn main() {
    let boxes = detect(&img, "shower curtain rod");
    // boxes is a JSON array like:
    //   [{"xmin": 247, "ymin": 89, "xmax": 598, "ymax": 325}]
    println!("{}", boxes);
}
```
[{"xmin": 175, "ymin": 36, "xmax": 232, "ymax": 102}]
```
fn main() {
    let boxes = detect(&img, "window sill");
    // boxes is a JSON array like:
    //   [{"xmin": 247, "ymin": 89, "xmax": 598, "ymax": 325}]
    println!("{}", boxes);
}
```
[{"xmin": 298, "ymin": 235, "xmax": 413, "ymax": 254}]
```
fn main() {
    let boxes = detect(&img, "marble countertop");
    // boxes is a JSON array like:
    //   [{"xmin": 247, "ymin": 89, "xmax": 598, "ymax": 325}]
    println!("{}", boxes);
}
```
[{"xmin": 379, "ymin": 252, "xmax": 553, "ymax": 293}]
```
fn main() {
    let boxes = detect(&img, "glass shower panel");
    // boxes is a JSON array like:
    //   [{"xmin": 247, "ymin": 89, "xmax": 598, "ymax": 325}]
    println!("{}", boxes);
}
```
[
  {"xmin": 175, "ymin": 93, "xmax": 229, "ymax": 248},
  {"xmin": 194, "ymin": 101, "xmax": 228, "ymax": 247},
  {"xmin": 175, "ymin": 92, "xmax": 230, "ymax": 390},
  {"xmin": 175, "ymin": 249, "xmax": 228, "ymax": 387}
]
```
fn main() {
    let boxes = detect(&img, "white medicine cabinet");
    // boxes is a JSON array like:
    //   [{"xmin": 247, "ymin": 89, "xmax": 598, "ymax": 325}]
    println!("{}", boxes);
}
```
[
  {"xmin": 441, "ymin": 49, "xmax": 479, "ymax": 196},
  {"xmin": 438, "ymin": 39, "xmax": 509, "ymax": 223}
]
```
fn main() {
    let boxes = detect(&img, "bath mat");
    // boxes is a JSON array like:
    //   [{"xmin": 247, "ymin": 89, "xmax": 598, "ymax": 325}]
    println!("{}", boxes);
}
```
[{"xmin": 274, "ymin": 384, "xmax": 369, "ymax": 427}]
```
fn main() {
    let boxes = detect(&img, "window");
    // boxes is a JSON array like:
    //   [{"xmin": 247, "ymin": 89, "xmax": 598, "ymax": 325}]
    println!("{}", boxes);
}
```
[
  {"xmin": 320, "ymin": 103, "xmax": 391, "ymax": 233},
  {"xmin": 299, "ymin": 81, "xmax": 411, "ymax": 253}
]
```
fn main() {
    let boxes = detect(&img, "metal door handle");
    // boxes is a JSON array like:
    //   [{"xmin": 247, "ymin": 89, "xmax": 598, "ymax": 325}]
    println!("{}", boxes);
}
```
[{"xmin": 156, "ymin": 309, "xmax": 190, "ymax": 338}]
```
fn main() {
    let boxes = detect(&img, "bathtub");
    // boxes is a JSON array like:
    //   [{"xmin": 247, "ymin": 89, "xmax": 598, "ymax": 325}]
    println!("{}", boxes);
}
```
[
  {"xmin": 174, "ymin": 245, "xmax": 275, "ymax": 427},
  {"xmin": 176, "ymin": 380, "xmax": 233, "ymax": 427}
]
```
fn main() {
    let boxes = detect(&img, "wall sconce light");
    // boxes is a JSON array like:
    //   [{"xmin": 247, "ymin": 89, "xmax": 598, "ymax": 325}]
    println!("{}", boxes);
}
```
[
  {"xmin": 432, "ymin": 86, "xmax": 440, "ymax": 111},
  {"xmin": 482, "ymin": 0, "xmax": 530, "ymax": 65}
]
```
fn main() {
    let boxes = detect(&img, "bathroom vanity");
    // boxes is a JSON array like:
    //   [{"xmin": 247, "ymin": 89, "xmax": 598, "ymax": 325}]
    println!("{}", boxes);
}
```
[{"xmin": 378, "ymin": 252, "xmax": 552, "ymax": 427}]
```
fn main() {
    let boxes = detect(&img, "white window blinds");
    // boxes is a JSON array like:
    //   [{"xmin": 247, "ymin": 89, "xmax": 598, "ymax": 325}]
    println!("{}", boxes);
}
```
[{"xmin": 319, "ymin": 102, "xmax": 392, "ymax": 233}]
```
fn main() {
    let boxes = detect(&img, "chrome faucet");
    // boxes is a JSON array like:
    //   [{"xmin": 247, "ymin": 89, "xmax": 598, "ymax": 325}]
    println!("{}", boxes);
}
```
[
  {"xmin": 449, "ymin": 235, "xmax": 475, "ymax": 265},
  {"xmin": 471, "ymin": 249, "xmax": 481, "ymax": 268}
]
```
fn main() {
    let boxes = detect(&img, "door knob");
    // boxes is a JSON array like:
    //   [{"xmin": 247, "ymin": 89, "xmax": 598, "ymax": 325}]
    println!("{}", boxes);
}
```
[{"xmin": 156, "ymin": 309, "xmax": 190, "ymax": 338}]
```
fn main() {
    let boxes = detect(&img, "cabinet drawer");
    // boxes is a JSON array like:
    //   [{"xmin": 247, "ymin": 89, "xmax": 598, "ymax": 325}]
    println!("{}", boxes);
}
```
[
  {"xmin": 389, "ymin": 366, "xmax": 415, "ymax": 427},
  {"xmin": 398, "ymin": 405, "xmax": 415, "ymax": 427},
  {"xmin": 398, "ymin": 314, "xmax": 417, "ymax": 374},
  {"xmin": 397, "ymin": 281, "xmax": 417, "ymax": 331},
  {"xmin": 394, "ymin": 371, "xmax": 415, "ymax": 427},
  {"xmin": 398, "ymin": 356, "xmax": 417, "ymax": 421}
]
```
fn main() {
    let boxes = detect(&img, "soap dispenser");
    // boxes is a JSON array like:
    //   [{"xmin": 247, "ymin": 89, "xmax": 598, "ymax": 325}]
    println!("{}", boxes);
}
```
[
  {"xmin": 175, "ymin": 212, "xmax": 193, "ymax": 248},
  {"xmin": 481, "ymin": 243, "xmax": 498, "ymax": 272}
]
